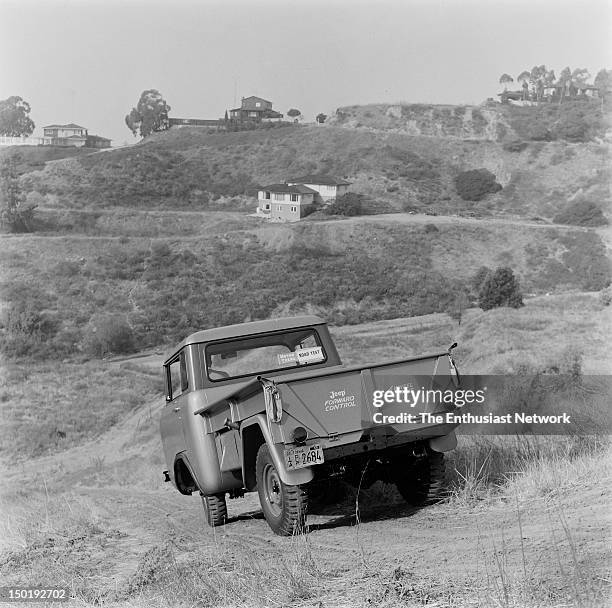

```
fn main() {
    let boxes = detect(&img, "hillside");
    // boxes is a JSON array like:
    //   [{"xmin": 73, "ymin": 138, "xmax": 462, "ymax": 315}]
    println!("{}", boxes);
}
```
[
  {"xmin": 1, "ymin": 102, "xmax": 610, "ymax": 361},
  {"xmin": 17, "ymin": 114, "xmax": 611, "ymax": 220}
]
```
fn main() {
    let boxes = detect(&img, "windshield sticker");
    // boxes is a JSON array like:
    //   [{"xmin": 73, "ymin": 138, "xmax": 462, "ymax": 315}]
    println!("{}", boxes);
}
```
[{"xmin": 277, "ymin": 346, "xmax": 324, "ymax": 366}]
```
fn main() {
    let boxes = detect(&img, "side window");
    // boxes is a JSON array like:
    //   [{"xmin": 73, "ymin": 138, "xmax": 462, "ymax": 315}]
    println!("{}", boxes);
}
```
[
  {"xmin": 167, "ymin": 351, "xmax": 188, "ymax": 401},
  {"xmin": 180, "ymin": 352, "xmax": 189, "ymax": 391}
]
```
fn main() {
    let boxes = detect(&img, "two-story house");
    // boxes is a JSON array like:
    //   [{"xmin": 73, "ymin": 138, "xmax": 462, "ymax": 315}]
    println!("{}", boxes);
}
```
[
  {"xmin": 256, "ymin": 184, "xmax": 317, "ymax": 222},
  {"xmin": 286, "ymin": 175, "xmax": 351, "ymax": 202},
  {"xmin": 42, "ymin": 123, "xmax": 88, "ymax": 146},
  {"xmin": 229, "ymin": 96, "xmax": 283, "ymax": 122}
]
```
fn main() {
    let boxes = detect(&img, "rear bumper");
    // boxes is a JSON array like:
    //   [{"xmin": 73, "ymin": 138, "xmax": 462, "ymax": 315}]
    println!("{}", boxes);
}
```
[{"xmin": 320, "ymin": 424, "xmax": 457, "ymax": 461}]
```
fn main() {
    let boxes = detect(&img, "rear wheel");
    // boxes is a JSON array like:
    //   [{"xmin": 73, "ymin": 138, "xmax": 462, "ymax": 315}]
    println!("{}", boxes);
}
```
[
  {"xmin": 394, "ymin": 449, "xmax": 447, "ymax": 506},
  {"xmin": 202, "ymin": 493, "xmax": 228, "ymax": 527},
  {"xmin": 256, "ymin": 444, "xmax": 308, "ymax": 535}
]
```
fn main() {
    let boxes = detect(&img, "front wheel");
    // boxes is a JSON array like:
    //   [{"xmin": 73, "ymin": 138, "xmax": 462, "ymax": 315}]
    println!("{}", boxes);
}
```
[{"xmin": 256, "ymin": 444, "xmax": 308, "ymax": 536}]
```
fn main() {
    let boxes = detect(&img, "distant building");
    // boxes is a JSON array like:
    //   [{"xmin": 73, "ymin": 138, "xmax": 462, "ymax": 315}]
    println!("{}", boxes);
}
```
[
  {"xmin": 42, "ymin": 123, "xmax": 88, "ymax": 146},
  {"xmin": 286, "ymin": 175, "xmax": 351, "ymax": 202},
  {"xmin": 40, "ymin": 123, "xmax": 111, "ymax": 148},
  {"xmin": 86, "ymin": 134, "xmax": 112, "ymax": 148},
  {"xmin": 257, "ymin": 184, "xmax": 317, "ymax": 222},
  {"xmin": 229, "ymin": 96, "xmax": 284, "ymax": 122}
]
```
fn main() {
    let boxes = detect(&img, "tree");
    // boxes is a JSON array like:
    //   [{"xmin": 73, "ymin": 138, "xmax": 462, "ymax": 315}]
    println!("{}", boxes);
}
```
[
  {"xmin": 571, "ymin": 67, "xmax": 590, "ymax": 92},
  {"xmin": 517, "ymin": 70, "xmax": 531, "ymax": 100},
  {"xmin": 499, "ymin": 73, "xmax": 514, "ymax": 91},
  {"xmin": 316, "ymin": 113, "xmax": 327, "ymax": 124},
  {"xmin": 125, "ymin": 89, "xmax": 171, "ymax": 138},
  {"xmin": 478, "ymin": 267, "xmax": 524, "ymax": 311},
  {"xmin": 287, "ymin": 108, "xmax": 302, "ymax": 122},
  {"xmin": 594, "ymin": 68, "xmax": 612, "ymax": 101},
  {"xmin": 557, "ymin": 67, "xmax": 573, "ymax": 103},
  {"xmin": 0, "ymin": 96, "xmax": 35, "ymax": 137},
  {"xmin": 0, "ymin": 153, "xmax": 36, "ymax": 232}
]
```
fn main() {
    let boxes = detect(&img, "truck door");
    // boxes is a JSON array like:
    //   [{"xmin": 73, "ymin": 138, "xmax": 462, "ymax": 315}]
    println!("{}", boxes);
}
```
[{"xmin": 160, "ymin": 351, "xmax": 189, "ymax": 476}]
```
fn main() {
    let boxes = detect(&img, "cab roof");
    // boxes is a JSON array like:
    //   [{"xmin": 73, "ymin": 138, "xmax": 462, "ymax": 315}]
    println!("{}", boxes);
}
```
[{"xmin": 166, "ymin": 316, "xmax": 326, "ymax": 362}]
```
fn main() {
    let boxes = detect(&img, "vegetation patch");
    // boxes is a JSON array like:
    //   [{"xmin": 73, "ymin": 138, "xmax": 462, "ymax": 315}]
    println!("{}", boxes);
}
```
[
  {"xmin": 454, "ymin": 168, "xmax": 502, "ymax": 201},
  {"xmin": 553, "ymin": 200, "xmax": 608, "ymax": 227}
]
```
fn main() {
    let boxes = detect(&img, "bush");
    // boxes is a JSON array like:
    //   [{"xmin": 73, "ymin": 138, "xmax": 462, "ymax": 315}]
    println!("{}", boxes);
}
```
[
  {"xmin": 454, "ymin": 169, "xmax": 502, "ymax": 201},
  {"xmin": 478, "ymin": 267, "xmax": 524, "ymax": 311},
  {"xmin": 83, "ymin": 313, "xmax": 135, "ymax": 358},
  {"xmin": 553, "ymin": 200, "xmax": 608, "ymax": 227},
  {"xmin": 0, "ymin": 298, "xmax": 59, "ymax": 357},
  {"xmin": 324, "ymin": 192, "xmax": 363, "ymax": 216},
  {"xmin": 423, "ymin": 223, "xmax": 439, "ymax": 233}
]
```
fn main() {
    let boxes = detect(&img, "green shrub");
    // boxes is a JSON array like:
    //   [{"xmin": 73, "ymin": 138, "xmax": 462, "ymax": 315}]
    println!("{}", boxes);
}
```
[
  {"xmin": 553, "ymin": 200, "xmax": 608, "ymax": 227},
  {"xmin": 454, "ymin": 169, "xmax": 502, "ymax": 201},
  {"xmin": 424, "ymin": 223, "xmax": 439, "ymax": 233},
  {"xmin": 83, "ymin": 313, "xmax": 135, "ymax": 358},
  {"xmin": 478, "ymin": 267, "xmax": 524, "ymax": 310}
]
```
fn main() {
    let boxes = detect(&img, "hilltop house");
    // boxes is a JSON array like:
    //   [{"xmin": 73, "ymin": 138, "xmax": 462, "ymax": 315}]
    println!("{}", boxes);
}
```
[
  {"xmin": 286, "ymin": 175, "xmax": 351, "ymax": 202},
  {"xmin": 40, "ymin": 123, "xmax": 111, "ymax": 148},
  {"xmin": 256, "ymin": 184, "xmax": 317, "ymax": 222},
  {"xmin": 42, "ymin": 123, "xmax": 88, "ymax": 146},
  {"xmin": 229, "ymin": 96, "xmax": 284, "ymax": 122}
]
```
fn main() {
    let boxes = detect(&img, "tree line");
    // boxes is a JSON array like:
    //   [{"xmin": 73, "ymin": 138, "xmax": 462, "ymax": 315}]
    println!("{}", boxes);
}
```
[{"xmin": 498, "ymin": 66, "xmax": 612, "ymax": 102}]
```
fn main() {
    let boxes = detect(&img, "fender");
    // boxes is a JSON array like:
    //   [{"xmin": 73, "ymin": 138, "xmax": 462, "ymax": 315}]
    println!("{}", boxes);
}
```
[
  {"xmin": 429, "ymin": 431, "xmax": 457, "ymax": 453},
  {"xmin": 241, "ymin": 414, "xmax": 314, "ymax": 487}
]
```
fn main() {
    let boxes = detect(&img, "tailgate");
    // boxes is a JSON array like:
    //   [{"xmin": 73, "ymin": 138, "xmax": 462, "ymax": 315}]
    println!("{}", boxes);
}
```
[{"xmin": 278, "ymin": 353, "xmax": 455, "ymax": 437}]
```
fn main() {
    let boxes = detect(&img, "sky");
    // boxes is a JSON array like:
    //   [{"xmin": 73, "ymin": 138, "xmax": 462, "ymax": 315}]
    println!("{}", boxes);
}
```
[{"xmin": 1, "ymin": 0, "xmax": 611, "ymax": 145}]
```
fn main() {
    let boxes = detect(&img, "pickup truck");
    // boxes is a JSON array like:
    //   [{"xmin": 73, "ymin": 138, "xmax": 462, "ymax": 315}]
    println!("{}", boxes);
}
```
[{"xmin": 160, "ymin": 316, "xmax": 460, "ymax": 536}]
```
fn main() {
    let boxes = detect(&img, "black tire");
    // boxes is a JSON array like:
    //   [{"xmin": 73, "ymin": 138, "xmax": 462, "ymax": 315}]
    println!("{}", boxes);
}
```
[
  {"xmin": 202, "ymin": 493, "xmax": 228, "ymax": 527},
  {"xmin": 394, "ymin": 450, "xmax": 447, "ymax": 506},
  {"xmin": 255, "ymin": 444, "xmax": 308, "ymax": 536}
]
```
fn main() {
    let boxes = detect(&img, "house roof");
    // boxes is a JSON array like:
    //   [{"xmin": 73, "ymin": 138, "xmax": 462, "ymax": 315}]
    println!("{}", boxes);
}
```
[
  {"xmin": 43, "ymin": 123, "xmax": 86, "ymax": 129},
  {"xmin": 259, "ymin": 183, "xmax": 318, "ymax": 195},
  {"xmin": 241, "ymin": 96, "xmax": 272, "ymax": 110},
  {"xmin": 287, "ymin": 175, "xmax": 351, "ymax": 186}
]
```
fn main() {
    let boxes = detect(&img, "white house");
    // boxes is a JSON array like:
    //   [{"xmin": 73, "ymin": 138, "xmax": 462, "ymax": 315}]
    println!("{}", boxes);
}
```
[
  {"xmin": 42, "ymin": 123, "xmax": 88, "ymax": 146},
  {"xmin": 286, "ymin": 174, "xmax": 351, "ymax": 202}
]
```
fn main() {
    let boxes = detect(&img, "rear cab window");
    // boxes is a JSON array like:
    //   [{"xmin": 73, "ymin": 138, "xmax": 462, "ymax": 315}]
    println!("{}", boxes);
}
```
[{"xmin": 202, "ymin": 328, "xmax": 327, "ymax": 382}]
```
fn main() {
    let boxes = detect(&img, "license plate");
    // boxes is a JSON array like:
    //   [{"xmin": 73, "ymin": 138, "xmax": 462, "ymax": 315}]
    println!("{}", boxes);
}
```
[{"xmin": 284, "ymin": 444, "xmax": 324, "ymax": 470}]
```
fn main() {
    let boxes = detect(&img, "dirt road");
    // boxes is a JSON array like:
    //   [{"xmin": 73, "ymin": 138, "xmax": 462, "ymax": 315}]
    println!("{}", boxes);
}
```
[{"xmin": 2, "ymin": 389, "xmax": 610, "ymax": 607}]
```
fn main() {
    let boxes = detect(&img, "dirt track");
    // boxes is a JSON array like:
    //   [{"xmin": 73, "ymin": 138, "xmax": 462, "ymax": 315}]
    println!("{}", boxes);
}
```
[{"xmin": 3, "ymin": 388, "xmax": 610, "ymax": 606}]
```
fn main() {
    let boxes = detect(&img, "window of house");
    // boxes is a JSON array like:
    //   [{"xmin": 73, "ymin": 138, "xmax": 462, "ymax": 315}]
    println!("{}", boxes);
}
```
[
  {"xmin": 249, "ymin": 112, "xmax": 257, "ymax": 117},
  {"xmin": 264, "ymin": 203, "xmax": 270, "ymax": 210},
  {"xmin": 273, "ymin": 193, "xmax": 284, "ymax": 201},
  {"xmin": 290, "ymin": 194, "xmax": 298, "ymax": 202},
  {"xmin": 291, "ymin": 206, "xmax": 297, "ymax": 213},
  {"xmin": 166, "ymin": 351, "xmax": 188, "ymax": 401},
  {"xmin": 264, "ymin": 191, "xmax": 271, "ymax": 199},
  {"xmin": 277, "ymin": 205, "xmax": 282, "ymax": 211},
  {"xmin": 256, "ymin": 102, "xmax": 261, "ymax": 107}
]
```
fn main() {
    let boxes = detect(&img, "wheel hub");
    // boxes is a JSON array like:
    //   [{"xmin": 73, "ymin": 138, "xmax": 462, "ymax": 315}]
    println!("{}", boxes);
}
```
[{"xmin": 263, "ymin": 464, "xmax": 283, "ymax": 517}]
